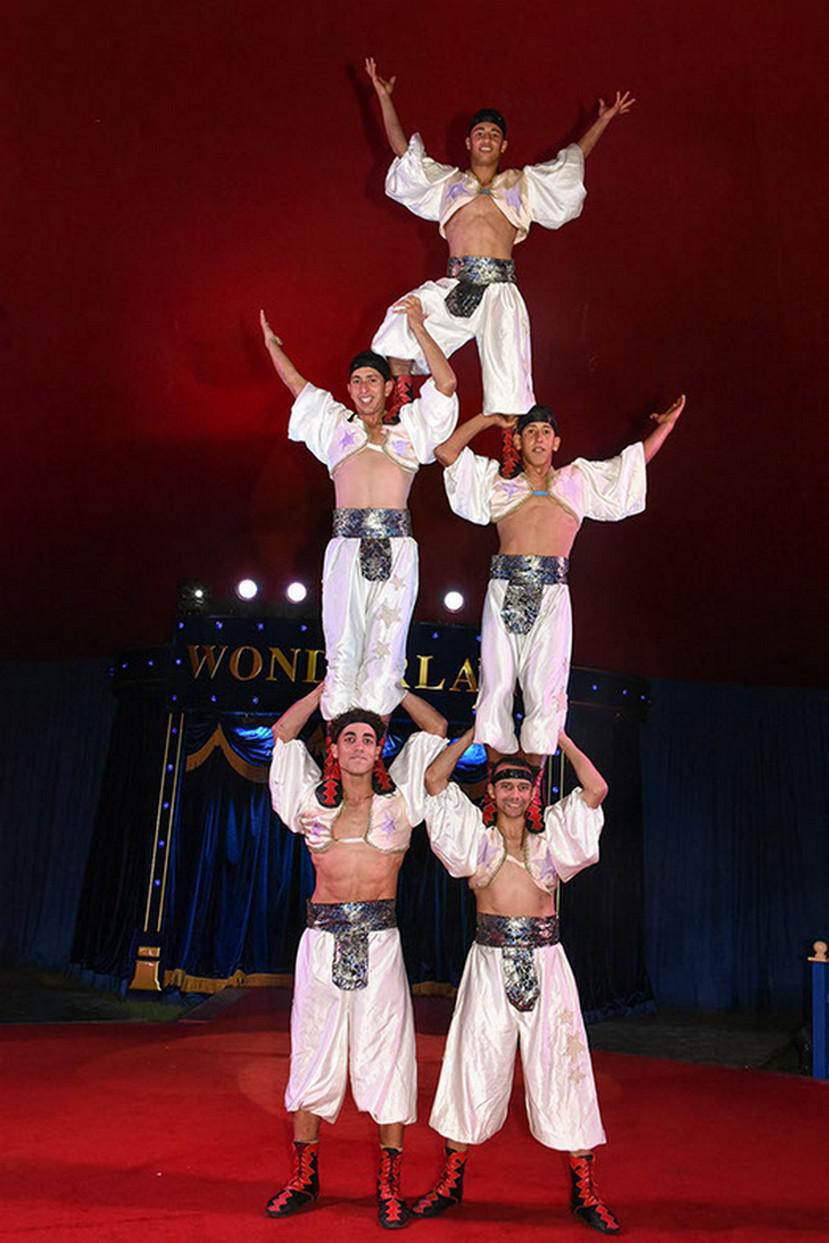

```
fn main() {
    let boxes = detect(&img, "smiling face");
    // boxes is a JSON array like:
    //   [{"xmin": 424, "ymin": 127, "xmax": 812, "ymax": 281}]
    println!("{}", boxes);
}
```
[
  {"xmin": 347, "ymin": 367, "xmax": 393, "ymax": 426},
  {"xmin": 331, "ymin": 722, "xmax": 382, "ymax": 777},
  {"xmin": 489, "ymin": 775, "xmax": 534, "ymax": 821},
  {"xmin": 514, "ymin": 420, "xmax": 561, "ymax": 473},
  {"xmin": 465, "ymin": 122, "xmax": 507, "ymax": 169}
]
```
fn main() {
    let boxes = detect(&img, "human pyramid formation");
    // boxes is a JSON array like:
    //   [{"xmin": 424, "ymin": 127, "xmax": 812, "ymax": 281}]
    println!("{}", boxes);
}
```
[{"xmin": 260, "ymin": 59, "xmax": 685, "ymax": 1236}]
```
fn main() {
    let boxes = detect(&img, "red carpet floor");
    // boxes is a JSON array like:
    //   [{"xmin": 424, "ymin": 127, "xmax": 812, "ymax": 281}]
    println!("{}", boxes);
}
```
[{"xmin": 1, "ymin": 988, "xmax": 827, "ymax": 1242}]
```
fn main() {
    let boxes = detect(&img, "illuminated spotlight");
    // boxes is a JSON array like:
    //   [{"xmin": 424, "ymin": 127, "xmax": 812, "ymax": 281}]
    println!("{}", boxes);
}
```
[
  {"xmin": 235, "ymin": 578, "xmax": 259, "ymax": 600},
  {"xmin": 443, "ymin": 590, "xmax": 464, "ymax": 612},
  {"xmin": 177, "ymin": 579, "xmax": 209, "ymax": 615},
  {"xmin": 286, "ymin": 581, "xmax": 308, "ymax": 603}
]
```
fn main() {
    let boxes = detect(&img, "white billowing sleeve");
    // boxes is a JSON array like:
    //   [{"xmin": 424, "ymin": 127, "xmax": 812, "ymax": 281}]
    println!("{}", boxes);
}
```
[
  {"xmin": 389, "ymin": 731, "xmax": 448, "ymax": 826},
  {"xmin": 542, "ymin": 788, "xmax": 603, "ymax": 882},
  {"xmin": 443, "ymin": 446, "xmax": 499, "ymax": 525},
  {"xmin": 398, "ymin": 379, "xmax": 459, "ymax": 464},
  {"xmin": 268, "ymin": 737, "xmax": 321, "ymax": 834},
  {"xmin": 574, "ymin": 442, "xmax": 647, "ymax": 522},
  {"xmin": 524, "ymin": 143, "xmax": 587, "ymax": 229},
  {"xmin": 423, "ymin": 782, "xmax": 487, "ymax": 878},
  {"xmin": 385, "ymin": 132, "xmax": 458, "ymax": 220},
  {"xmin": 288, "ymin": 382, "xmax": 350, "ymax": 468}
]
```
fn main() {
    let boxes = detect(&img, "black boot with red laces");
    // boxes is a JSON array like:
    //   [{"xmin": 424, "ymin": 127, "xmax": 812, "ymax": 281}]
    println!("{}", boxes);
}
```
[
  {"xmin": 264, "ymin": 1140, "xmax": 319, "ymax": 1218},
  {"xmin": 568, "ymin": 1152, "xmax": 622, "ymax": 1235},
  {"xmin": 410, "ymin": 1145, "xmax": 467, "ymax": 1219}
]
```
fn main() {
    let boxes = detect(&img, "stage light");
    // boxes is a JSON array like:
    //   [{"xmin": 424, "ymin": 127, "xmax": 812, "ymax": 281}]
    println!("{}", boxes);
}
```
[
  {"xmin": 236, "ymin": 578, "xmax": 259, "ymax": 600},
  {"xmin": 444, "ymin": 590, "xmax": 464, "ymax": 612},
  {"xmin": 287, "ymin": 581, "xmax": 308, "ymax": 603},
  {"xmin": 177, "ymin": 580, "xmax": 209, "ymax": 614}
]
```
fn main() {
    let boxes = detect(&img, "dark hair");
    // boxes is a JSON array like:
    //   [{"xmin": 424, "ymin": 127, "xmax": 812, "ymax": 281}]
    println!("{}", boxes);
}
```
[
  {"xmin": 329, "ymin": 709, "xmax": 385, "ymax": 745},
  {"xmin": 491, "ymin": 757, "xmax": 537, "ymax": 785},
  {"xmin": 516, "ymin": 404, "xmax": 559, "ymax": 436},
  {"xmin": 348, "ymin": 350, "xmax": 392, "ymax": 383},
  {"xmin": 468, "ymin": 107, "xmax": 507, "ymax": 137}
]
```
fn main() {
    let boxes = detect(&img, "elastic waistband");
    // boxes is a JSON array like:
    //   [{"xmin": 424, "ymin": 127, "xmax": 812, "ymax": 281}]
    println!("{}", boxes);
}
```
[
  {"xmin": 332, "ymin": 508, "xmax": 412, "ymax": 539},
  {"xmin": 307, "ymin": 899, "xmax": 398, "ymax": 933},
  {"xmin": 475, "ymin": 912, "xmax": 560, "ymax": 948},
  {"xmin": 447, "ymin": 256, "xmax": 517, "ymax": 285},
  {"xmin": 490, "ymin": 553, "xmax": 568, "ymax": 585}
]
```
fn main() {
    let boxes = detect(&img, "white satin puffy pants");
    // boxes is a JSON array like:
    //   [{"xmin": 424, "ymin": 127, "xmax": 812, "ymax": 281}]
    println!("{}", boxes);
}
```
[
  {"xmin": 372, "ymin": 277, "xmax": 535, "ymax": 415},
  {"xmin": 475, "ymin": 579, "xmax": 572, "ymax": 756},
  {"xmin": 429, "ymin": 942, "xmax": 606, "ymax": 1151},
  {"xmin": 321, "ymin": 535, "xmax": 418, "ymax": 720},
  {"xmin": 286, "ymin": 927, "xmax": 417, "ymax": 1126}
]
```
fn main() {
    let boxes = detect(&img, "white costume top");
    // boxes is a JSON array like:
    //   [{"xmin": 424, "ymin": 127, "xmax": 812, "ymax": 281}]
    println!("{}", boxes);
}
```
[
  {"xmin": 444, "ymin": 441, "xmax": 646, "ymax": 527},
  {"xmin": 424, "ymin": 782, "xmax": 602, "ymax": 893},
  {"xmin": 385, "ymin": 133, "xmax": 586, "ymax": 246},
  {"xmin": 270, "ymin": 731, "xmax": 446, "ymax": 854},
  {"xmin": 289, "ymin": 380, "xmax": 458, "ymax": 478}
]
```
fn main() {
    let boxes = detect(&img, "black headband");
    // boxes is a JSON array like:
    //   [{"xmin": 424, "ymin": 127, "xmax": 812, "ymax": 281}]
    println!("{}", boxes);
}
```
[
  {"xmin": 492, "ymin": 763, "xmax": 535, "ymax": 785},
  {"xmin": 468, "ymin": 108, "xmax": 507, "ymax": 137},
  {"xmin": 329, "ymin": 708, "xmax": 385, "ymax": 745},
  {"xmin": 348, "ymin": 350, "xmax": 392, "ymax": 383},
  {"xmin": 516, "ymin": 404, "xmax": 559, "ymax": 435}
]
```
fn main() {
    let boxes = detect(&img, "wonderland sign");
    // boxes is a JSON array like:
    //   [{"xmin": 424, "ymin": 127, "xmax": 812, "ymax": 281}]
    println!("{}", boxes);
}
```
[{"xmin": 167, "ymin": 614, "xmax": 648, "ymax": 722}]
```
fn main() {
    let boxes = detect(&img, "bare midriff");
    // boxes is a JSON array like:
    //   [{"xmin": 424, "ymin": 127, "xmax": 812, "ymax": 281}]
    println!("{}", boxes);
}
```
[
  {"xmin": 475, "ymin": 841, "xmax": 555, "ymax": 918},
  {"xmin": 309, "ymin": 840, "xmax": 405, "ymax": 904},
  {"xmin": 444, "ymin": 195, "xmax": 518, "ymax": 260},
  {"xmin": 333, "ymin": 446, "xmax": 414, "ymax": 510},
  {"xmin": 496, "ymin": 493, "xmax": 580, "ymax": 557}
]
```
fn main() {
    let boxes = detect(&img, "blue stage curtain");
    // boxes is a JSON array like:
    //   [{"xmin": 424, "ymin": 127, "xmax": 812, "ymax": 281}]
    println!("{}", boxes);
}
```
[
  {"xmin": 641, "ymin": 679, "xmax": 829, "ymax": 1010},
  {"xmin": 71, "ymin": 681, "xmax": 171, "ymax": 979},
  {"xmin": 163, "ymin": 733, "xmax": 315, "ymax": 981},
  {"xmin": 0, "ymin": 659, "xmax": 115, "ymax": 967}
]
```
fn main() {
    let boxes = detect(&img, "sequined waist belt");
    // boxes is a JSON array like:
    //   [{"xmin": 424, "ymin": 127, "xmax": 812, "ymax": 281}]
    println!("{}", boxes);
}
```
[
  {"xmin": 445, "ymin": 255, "xmax": 517, "ymax": 318},
  {"xmin": 333, "ymin": 508, "xmax": 412, "ymax": 539},
  {"xmin": 307, "ymin": 899, "xmax": 398, "ymax": 991},
  {"xmin": 490, "ymin": 554, "xmax": 569, "ymax": 635},
  {"xmin": 332, "ymin": 508, "xmax": 412, "ymax": 582},
  {"xmin": 476, "ymin": 913, "xmax": 560, "ymax": 1012}
]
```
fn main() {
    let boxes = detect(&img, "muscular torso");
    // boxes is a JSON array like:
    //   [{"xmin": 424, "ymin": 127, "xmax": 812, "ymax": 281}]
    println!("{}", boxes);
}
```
[
  {"xmin": 496, "ymin": 494, "xmax": 580, "ymax": 556},
  {"xmin": 444, "ymin": 195, "xmax": 518, "ymax": 260},
  {"xmin": 309, "ymin": 796, "xmax": 406, "ymax": 903},
  {"xmin": 475, "ymin": 829, "xmax": 555, "ymax": 918},
  {"xmin": 333, "ymin": 443, "xmax": 414, "ymax": 509}
]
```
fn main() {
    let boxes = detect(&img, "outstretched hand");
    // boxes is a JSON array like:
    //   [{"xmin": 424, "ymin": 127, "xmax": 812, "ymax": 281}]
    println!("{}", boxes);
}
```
[
  {"xmin": 259, "ymin": 309, "xmax": 282, "ymax": 348},
  {"xmin": 649, "ymin": 394, "xmax": 685, "ymax": 428},
  {"xmin": 598, "ymin": 90, "xmax": 636, "ymax": 120},
  {"xmin": 485, "ymin": 413, "xmax": 518, "ymax": 429},
  {"xmin": 365, "ymin": 56, "xmax": 396, "ymax": 98}
]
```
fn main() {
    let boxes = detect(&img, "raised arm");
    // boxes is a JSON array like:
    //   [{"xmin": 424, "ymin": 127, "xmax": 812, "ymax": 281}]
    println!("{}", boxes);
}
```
[
  {"xmin": 365, "ymin": 57, "xmax": 408, "ymax": 158},
  {"xmin": 435, "ymin": 412, "xmax": 516, "ymax": 467},
  {"xmin": 272, "ymin": 682, "xmax": 324, "ymax": 744},
  {"xmin": 558, "ymin": 729, "xmax": 608, "ymax": 809},
  {"xmin": 394, "ymin": 295, "xmax": 456, "ymax": 396},
  {"xmin": 400, "ymin": 690, "xmax": 448, "ymax": 738},
  {"xmin": 576, "ymin": 90, "xmax": 635, "ymax": 159},
  {"xmin": 642, "ymin": 394, "xmax": 685, "ymax": 465},
  {"xmin": 425, "ymin": 726, "xmax": 474, "ymax": 795},
  {"xmin": 260, "ymin": 310, "xmax": 307, "ymax": 399}
]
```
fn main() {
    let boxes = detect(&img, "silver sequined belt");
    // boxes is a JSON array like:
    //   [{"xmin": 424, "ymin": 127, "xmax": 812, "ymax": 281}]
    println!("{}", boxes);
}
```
[
  {"xmin": 490, "ymin": 553, "xmax": 569, "ymax": 635},
  {"xmin": 445, "ymin": 255, "xmax": 517, "ymax": 318},
  {"xmin": 307, "ymin": 899, "xmax": 397, "ymax": 991},
  {"xmin": 332, "ymin": 508, "xmax": 412, "ymax": 582},
  {"xmin": 476, "ymin": 912, "xmax": 560, "ymax": 1012}
]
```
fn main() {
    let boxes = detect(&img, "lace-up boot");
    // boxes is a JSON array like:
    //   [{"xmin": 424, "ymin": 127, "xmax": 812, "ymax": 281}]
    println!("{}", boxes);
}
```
[
  {"xmin": 568, "ymin": 1152, "xmax": 621, "ymax": 1235},
  {"xmin": 411, "ymin": 1145, "xmax": 467, "ymax": 1218},
  {"xmin": 264, "ymin": 1140, "xmax": 319, "ymax": 1218},
  {"xmin": 377, "ymin": 1146, "xmax": 411, "ymax": 1229}
]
